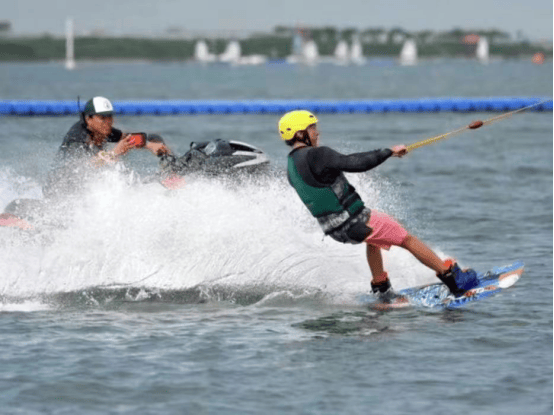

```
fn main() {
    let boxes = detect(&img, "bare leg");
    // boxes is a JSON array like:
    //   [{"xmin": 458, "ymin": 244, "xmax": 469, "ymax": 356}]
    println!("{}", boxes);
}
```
[
  {"xmin": 366, "ymin": 244, "xmax": 388, "ymax": 283},
  {"xmin": 401, "ymin": 234, "xmax": 449, "ymax": 274}
]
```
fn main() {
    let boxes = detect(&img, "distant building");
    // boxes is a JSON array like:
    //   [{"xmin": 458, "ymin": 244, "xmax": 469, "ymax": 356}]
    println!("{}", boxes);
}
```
[{"xmin": 462, "ymin": 34, "xmax": 480, "ymax": 45}]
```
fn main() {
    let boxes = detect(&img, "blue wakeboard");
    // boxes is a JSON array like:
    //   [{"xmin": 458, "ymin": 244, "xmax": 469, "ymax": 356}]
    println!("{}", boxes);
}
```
[{"xmin": 357, "ymin": 261, "xmax": 524, "ymax": 310}]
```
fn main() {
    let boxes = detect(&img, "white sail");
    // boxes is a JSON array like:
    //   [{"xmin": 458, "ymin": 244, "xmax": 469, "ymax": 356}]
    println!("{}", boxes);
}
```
[
  {"xmin": 194, "ymin": 40, "xmax": 217, "ymax": 63},
  {"xmin": 476, "ymin": 37, "xmax": 489, "ymax": 63},
  {"xmin": 302, "ymin": 39, "xmax": 319, "ymax": 65},
  {"xmin": 334, "ymin": 40, "xmax": 349, "ymax": 65},
  {"xmin": 220, "ymin": 40, "xmax": 241, "ymax": 64},
  {"xmin": 65, "ymin": 18, "xmax": 76, "ymax": 70},
  {"xmin": 399, "ymin": 39, "xmax": 417, "ymax": 66},
  {"xmin": 350, "ymin": 36, "xmax": 365, "ymax": 65}
]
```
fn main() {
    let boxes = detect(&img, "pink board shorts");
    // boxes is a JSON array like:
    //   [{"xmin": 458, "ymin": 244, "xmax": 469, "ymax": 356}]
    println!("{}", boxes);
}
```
[{"xmin": 364, "ymin": 210, "xmax": 408, "ymax": 250}]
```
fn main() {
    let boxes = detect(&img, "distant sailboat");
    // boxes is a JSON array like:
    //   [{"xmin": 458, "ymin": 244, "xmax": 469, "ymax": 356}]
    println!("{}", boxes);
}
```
[
  {"xmin": 292, "ymin": 32, "xmax": 303, "ymax": 56},
  {"xmin": 286, "ymin": 32, "xmax": 303, "ymax": 64},
  {"xmin": 218, "ymin": 40, "xmax": 266, "ymax": 65},
  {"xmin": 350, "ymin": 36, "xmax": 365, "ymax": 65},
  {"xmin": 194, "ymin": 40, "xmax": 217, "ymax": 63},
  {"xmin": 286, "ymin": 30, "xmax": 319, "ymax": 65},
  {"xmin": 65, "ymin": 18, "xmax": 76, "ymax": 70},
  {"xmin": 476, "ymin": 37, "xmax": 489, "ymax": 63},
  {"xmin": 219, "ymin": 40, "xmax": 241, "ymax": 64},
  {"xmin": 399, "ymin": 39, "xmax": 417, "ymax": 66},
  {"xmin": 334, "ymin": 40, "xmax": 349, "ymax": 65},
  {"xmin": 302, "ymin": 39, "xmax": 319, "ymax": 65},
  {"xmin": 238, "ymin": 54, "xmax": 267, "ymax": 65}
]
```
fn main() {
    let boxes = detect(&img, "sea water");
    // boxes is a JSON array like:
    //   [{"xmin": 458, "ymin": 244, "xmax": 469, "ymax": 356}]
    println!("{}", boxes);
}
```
[{"xmin": 0, "ymin": 60, "xmax": 552, "ymax": 414}]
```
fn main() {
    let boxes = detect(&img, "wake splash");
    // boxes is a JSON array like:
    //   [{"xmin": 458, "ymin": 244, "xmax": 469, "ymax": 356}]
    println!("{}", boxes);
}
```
[{"xmin": 0, "ymin": 167, "xmax": 445, "ymax": 310}]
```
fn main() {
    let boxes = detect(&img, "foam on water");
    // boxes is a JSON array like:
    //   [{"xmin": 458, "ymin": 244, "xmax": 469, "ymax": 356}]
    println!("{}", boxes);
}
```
[
  {"xmin": 0, "ymin": 300, "xmax": 52, "ymax": 312},
  {"xmin": 0, "ymin": 166, "xmax": 447, "ymax": 308}
]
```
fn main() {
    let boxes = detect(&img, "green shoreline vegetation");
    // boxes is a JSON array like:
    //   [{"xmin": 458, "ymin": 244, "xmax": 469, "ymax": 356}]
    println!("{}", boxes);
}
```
[{"xmin": 0, "ymin": 26, "xmax": 551, "ymax": 61}]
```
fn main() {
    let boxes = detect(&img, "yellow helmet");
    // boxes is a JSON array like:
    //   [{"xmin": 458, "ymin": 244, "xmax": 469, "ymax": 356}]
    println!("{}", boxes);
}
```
[{"xmin": 278, "ymin": 110, "xmax": 318, "ymax": 141}]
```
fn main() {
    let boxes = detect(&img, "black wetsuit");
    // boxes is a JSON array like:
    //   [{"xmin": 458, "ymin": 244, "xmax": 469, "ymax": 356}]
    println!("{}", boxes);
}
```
[
  {"xmin": 57, "ymin": 121, "xmax": 123, "ymax": 161},
  {"xmin": 304, "ymin": 146, "xmax": 392, "ymax": 183},
  {"xmin": 287, "ymin": 145, "xmax": 392, "ymax": 244},
  {"xmin": 6, "ymin": 121, "xmax": 129, "ymax": 221},
  {"xmin": 43, "ymin": 121, "xmax": 124, "ymax": 199}
]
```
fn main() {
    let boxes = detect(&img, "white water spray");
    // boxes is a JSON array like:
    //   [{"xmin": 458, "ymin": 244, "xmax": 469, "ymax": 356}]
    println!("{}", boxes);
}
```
[{"xmin": 0, "ymin": 168, "xmax": 443, "ymax": 306}]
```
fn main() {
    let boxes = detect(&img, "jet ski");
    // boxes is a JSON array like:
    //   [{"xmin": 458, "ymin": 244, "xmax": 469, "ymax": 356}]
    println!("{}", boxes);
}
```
[
  {"xmin": 2, "ymin": 138, "xmax": 271, "ymax": 229},
  {"xmin": 158, "ymin": 139, "xmax": 270, "ymax": 178}
]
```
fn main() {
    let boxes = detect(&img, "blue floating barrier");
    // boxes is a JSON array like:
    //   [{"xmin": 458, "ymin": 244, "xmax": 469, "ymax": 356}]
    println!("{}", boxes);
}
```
[
  {"xmin": 123, "ymin": 104, "xmax": 141, "ymax": 116},
  {"xmin": 262, "ymin": 102, "xmax": 282, "ymax": 113},
  {"xmin": 134, "ymin": 101, "xmax": 154, "ymax": 115},
  {"xmin": 419, "ymin": 99, "xmax": 442, "ymax": 112},
  {"xmin": 239, "ymin": 101, "xmax": 258, "ymax": 114},
  {"xmin": 14, "ymin": 101, "xmax": 35, "ymax": 115},
  {"xmin": 399, "ymin": 100, "xmax": 419, "ymax": 113},
  {"xmin": 488, "ymin": 99, "xmax": 510, "ymax": 112},
  {"xmin": 151, "ymin": 101, "xmax": 174, "ymax": 116},
  {"xmin": 195, "ymin": 101, "xmax": 215, "ymax": 114},
  {"xmin": 437, "ymin": 98, "xmax": 458, "ymax": 112},
  {"xmin": 451, "ymin": 98, "xmax": 471, "ymax": 112},
  {"xmin": 367, "ymin": 101, "xmax": 388, "ymax": 113},
  {"xmin": 175, "ymin": 101, "xmax": 196, "ymax": 115},
  {"xmin": 327, "ymin": 102, "xmax": 342, "ymax": 113},
  {"xmin": 468, "ymin": 99, "xmax": 488, "ymax": 112},
  {"xmin": 59, "ymin": 101, "xmax": 76, "ymax": 115},
  {"xmin": 344, "ymin": 102, "xmax": 362, "ymax": 113},
  {"xmin": 0, "ymin": 97, "xmax": 550, "ymax": 116},
  {"xmin": 0, "ymin": 104, "xmax": 10, "ymax": 115},
  {"xmin": 243, "ymin": 101, "xmax": 263, "ymax": 114},
  {"xmin": 540, "ymin": 100, "xmax": 553, "ymax": 111},
  {"xmin": 382, "ymin": 100, "xmax": 399, "ymax": 112}
]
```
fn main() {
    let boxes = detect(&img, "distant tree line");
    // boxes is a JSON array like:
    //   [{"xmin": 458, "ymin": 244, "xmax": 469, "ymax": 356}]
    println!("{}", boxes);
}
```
[
  {"xmin": 0, "ymin": 26, "xmax": 550, "ymax": 61},
  {"xmin": 273, "ymin": 26, "xmax": 517, "ymax": 44}
]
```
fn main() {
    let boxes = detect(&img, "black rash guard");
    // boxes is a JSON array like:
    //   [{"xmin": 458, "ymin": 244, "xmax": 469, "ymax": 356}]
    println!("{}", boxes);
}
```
[
  {"xmin": 306, "ymin": 146, "xmax": 393, "ymax": 183},
  {"xmin": 43, "ymin": 121, "xmax": 123, "ymax": 199},
  {"xmin": 287, "ymin": 145, "xmax": 393, "ymax": 244},
  {"xmin": 57, "ymin": 121, "xmax": 123, "ymax": 161}
]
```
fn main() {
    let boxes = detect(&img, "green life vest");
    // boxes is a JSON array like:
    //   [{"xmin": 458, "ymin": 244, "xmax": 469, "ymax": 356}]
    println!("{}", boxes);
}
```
[{"xmin": 287, "ymin": 147, "xmax": 365, "ymax": 234}]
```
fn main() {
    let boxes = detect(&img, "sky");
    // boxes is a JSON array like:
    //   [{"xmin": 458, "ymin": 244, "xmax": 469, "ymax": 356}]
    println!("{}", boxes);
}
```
[{"xmin": 3, "ymin": 0, "xmax": 553, "ymax": 41}]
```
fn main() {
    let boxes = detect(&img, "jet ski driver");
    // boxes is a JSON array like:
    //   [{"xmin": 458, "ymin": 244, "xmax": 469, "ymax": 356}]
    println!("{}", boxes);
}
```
[{"xmin": 43, "ymin": 96, "xmax": 171, "ymax": 197}]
